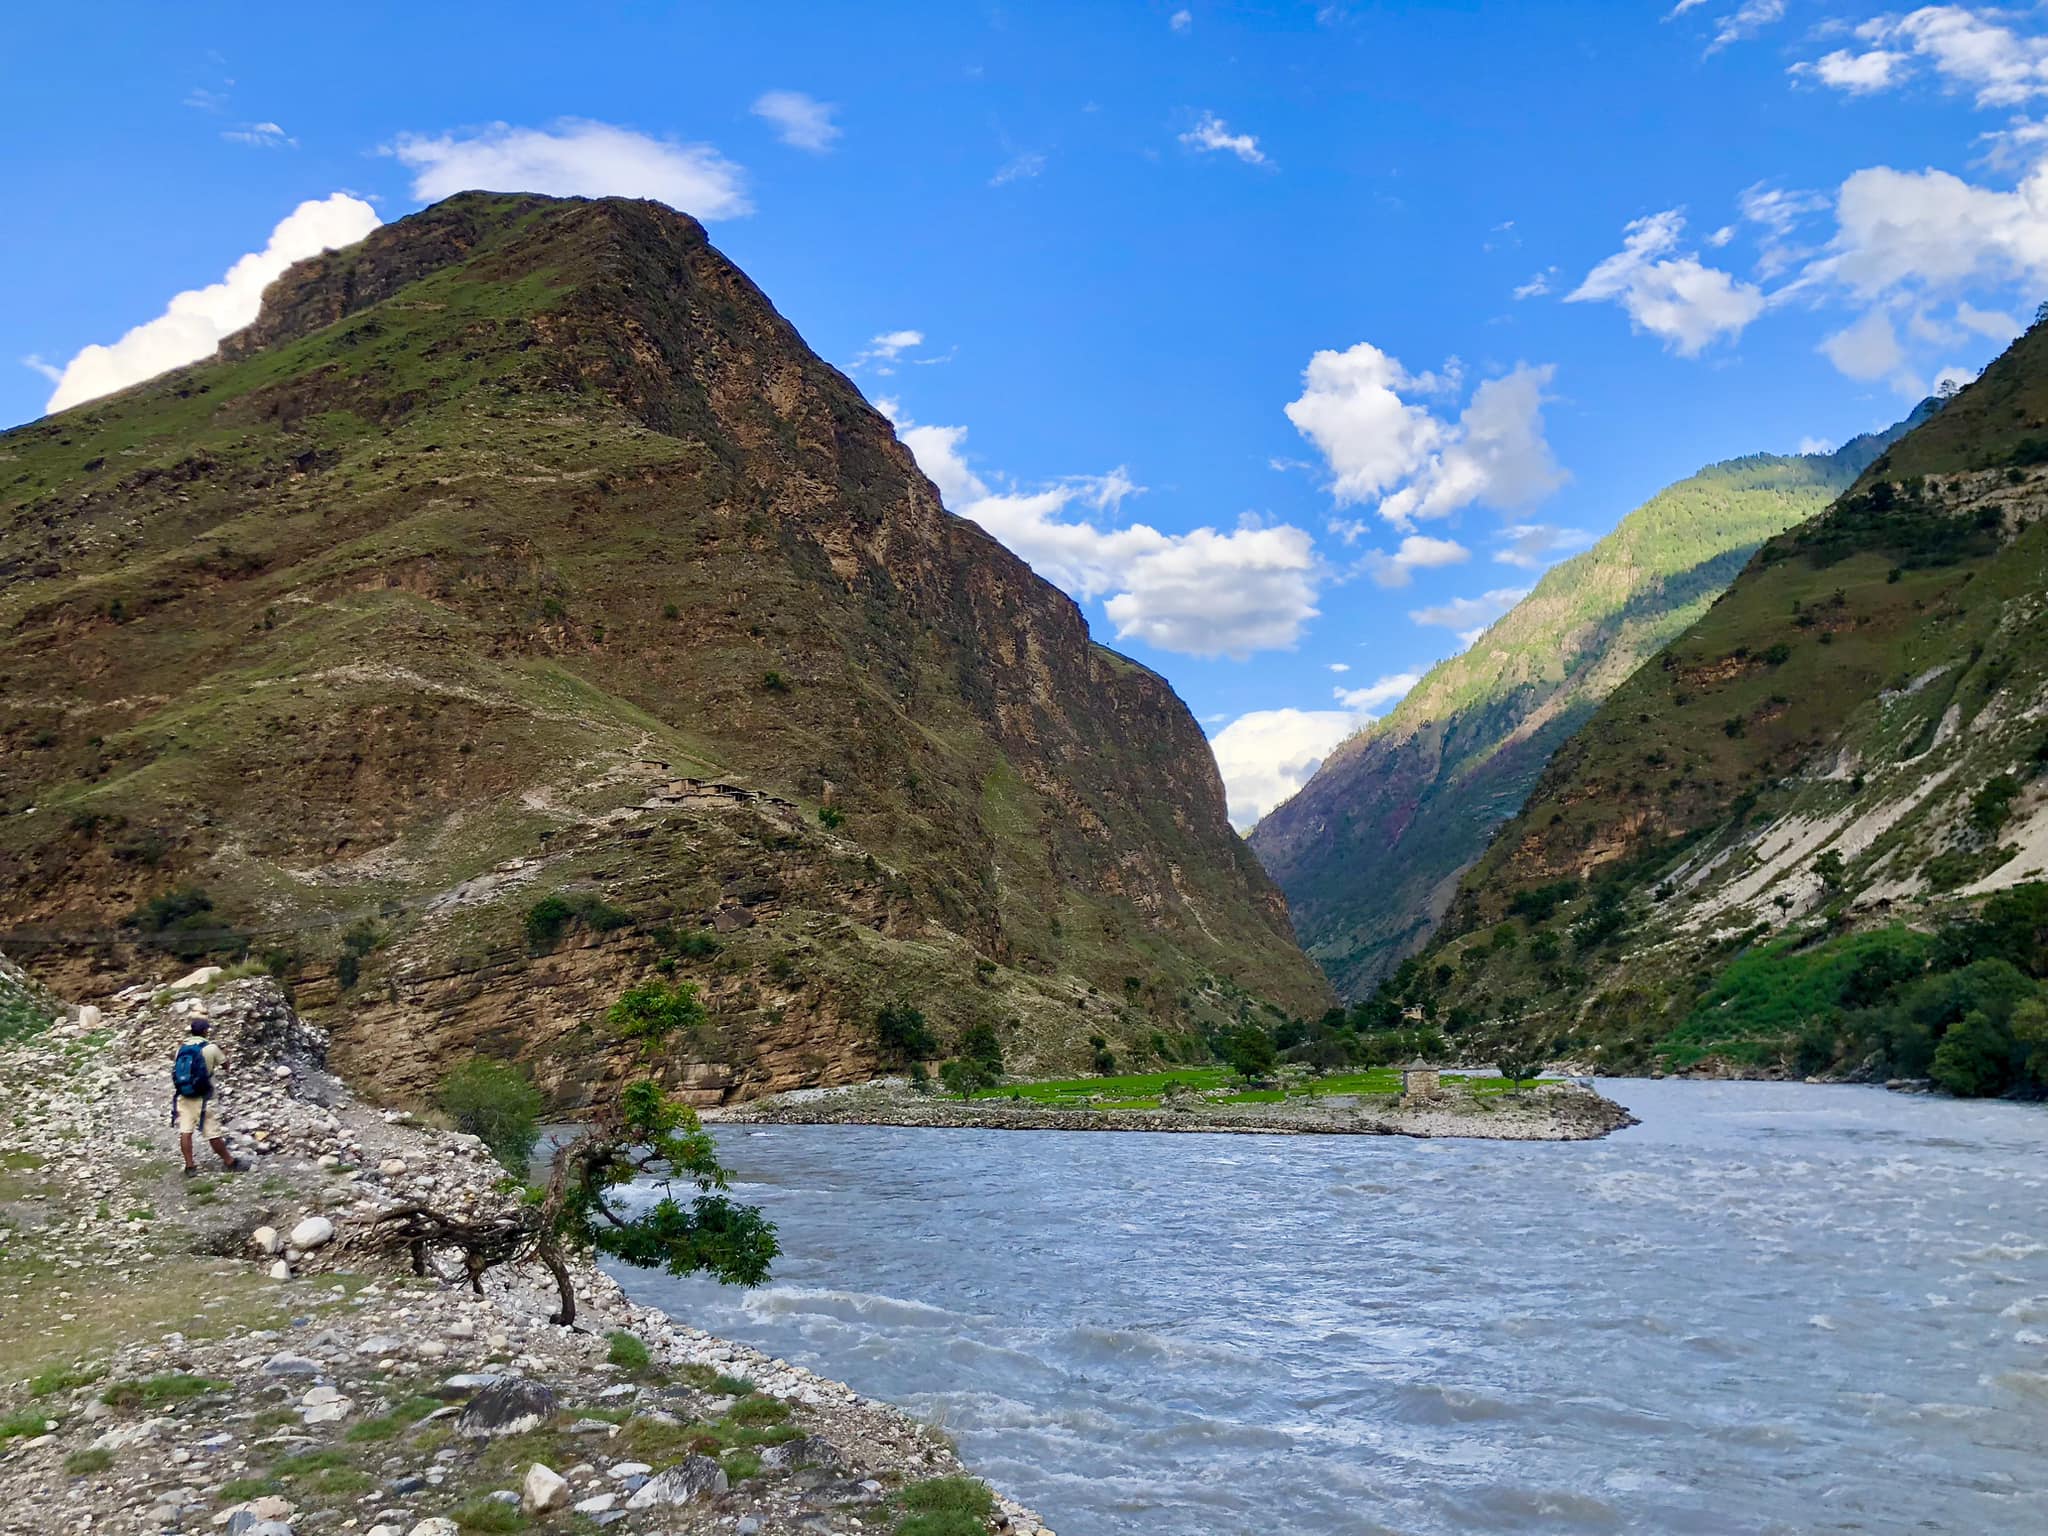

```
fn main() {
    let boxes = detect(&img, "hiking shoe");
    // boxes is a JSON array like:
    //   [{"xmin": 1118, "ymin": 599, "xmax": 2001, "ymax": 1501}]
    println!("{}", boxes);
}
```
[{"xmin": 181, "ymin": 1166, "xmax": 198, "ymax": 1179}]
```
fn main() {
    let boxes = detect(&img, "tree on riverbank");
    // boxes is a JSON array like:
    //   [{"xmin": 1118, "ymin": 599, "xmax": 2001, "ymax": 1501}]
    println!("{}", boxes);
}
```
[
  {"xmin": 1221, "ymin": 1023, "xmax": 1277, "ymax": 1083},
  {"xmin": 377, "ymin": 1077, "xmax": 777, "ymax": 1325},
  {"xmin": 1495, "ymin": 1041, "xmax": 1548, "ymax": 1090},
  {"xmin": 939, "ymin": 1056, "xmax": 997, "ymax": 1102}
]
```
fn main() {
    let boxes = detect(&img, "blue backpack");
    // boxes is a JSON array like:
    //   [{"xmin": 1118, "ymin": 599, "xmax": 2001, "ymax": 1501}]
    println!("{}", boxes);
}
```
[{"xmin": 172, "ymin": 1041, "xmax": 212, "ymax": 1099}]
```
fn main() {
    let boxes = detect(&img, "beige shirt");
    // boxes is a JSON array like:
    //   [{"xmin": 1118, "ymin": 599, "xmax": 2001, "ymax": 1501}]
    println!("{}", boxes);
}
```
[{"xmin": 178, "ymin": 1037, "xmax": 224, "ymax": 1093}]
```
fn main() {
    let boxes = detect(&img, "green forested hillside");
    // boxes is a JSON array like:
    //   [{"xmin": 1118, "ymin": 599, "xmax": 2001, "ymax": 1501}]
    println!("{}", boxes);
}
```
[
  {"xmin": 1377, "ymin": 314, "xmax": 2048, "ymax": 1094},
  {"xmin": 1250, "ymin": 423, "xmax": 1914, "ymax": 999}
]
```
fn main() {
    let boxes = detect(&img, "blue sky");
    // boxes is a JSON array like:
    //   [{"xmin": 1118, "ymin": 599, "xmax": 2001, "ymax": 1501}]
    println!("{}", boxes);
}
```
[{"xmin": 7, "ymin": 2, "xmax": 2046, "ymax": 825}]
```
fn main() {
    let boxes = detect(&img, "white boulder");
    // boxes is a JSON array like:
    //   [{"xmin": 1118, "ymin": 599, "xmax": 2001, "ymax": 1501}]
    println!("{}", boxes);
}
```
[{"xmin": 522, "ymin": 1463, "xmax": 569, "ymax": 1512}]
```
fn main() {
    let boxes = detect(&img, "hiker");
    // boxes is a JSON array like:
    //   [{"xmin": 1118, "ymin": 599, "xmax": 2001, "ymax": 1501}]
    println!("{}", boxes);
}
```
[{"xmin": 172, "ymin": 1016, "xmax": 240, "ymax": 1175}]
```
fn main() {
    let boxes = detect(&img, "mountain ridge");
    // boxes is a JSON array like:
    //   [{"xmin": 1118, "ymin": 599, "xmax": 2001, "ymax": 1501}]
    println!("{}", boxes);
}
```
[
  {"xmin": 1251, "ymin": 413, "xmax": 1924, "ymax": 999},
  {"xmin": 1397, "ymin": 315, "xmax": 2048, "ymax": 1085},
  {"xmin": 0, "ymin": 191, "xmax": 1329, "ymax": 1107}
]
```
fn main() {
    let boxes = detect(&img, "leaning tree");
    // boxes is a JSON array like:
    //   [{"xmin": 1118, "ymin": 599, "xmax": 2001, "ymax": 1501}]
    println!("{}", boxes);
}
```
[{"xmin": 376, "ymin": 1077, "xmax": 777, "ymax": 1325}]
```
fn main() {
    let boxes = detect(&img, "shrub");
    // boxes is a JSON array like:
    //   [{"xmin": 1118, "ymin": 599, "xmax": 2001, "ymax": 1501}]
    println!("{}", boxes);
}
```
[
  {"xmin": 524, "ymin": 893, "xmax": 634, "ymax": 954},
  {"xmin": 440, "ymin": 1059, "xmax": 544, "ymax": 1171},
  {"xmin": 938, "ymin": 1057, "xmax": 996, "ymax": 1102},
  {"xmin": 1088, "ymin": 1033, "xmax": 1118, "ymax": 1075},
  {"xmin": 29, "ymin": 1363, "xmax": 102, "ymax": 1397},
  {"xmin": 875, "ymin": 1000, "xmax": 938, "ymax": 1064},
  {"xmin": 898, "ymin": 1477, "xmax": 996, "ymax": 1536},
  {"xmin": 606, "ymin": 1331, "xmax": 652, "ymax": 1372},
  {"xmin": 761, "ymin": 671, "xmax": 791, "ymax": 693},
  {"xmin": 1931, "ymin": 1010, "xmax": 2017, "ymax": 1097},
  {"xmin": 1508, "ymin": 880, "xmax": 1578, "ymax": 924},
  {"xmin": 1971, "ymin": 774, "xmax": 2022, "ymax": 835},
  {"xmin": 818, "ymin": 805, "xmax": 846, "ymax": 830},
  {"xmin": 127, "ymin": 887, "xmax": 223, "ymax": 961},
  {"xmin": 956, "ymin": 1020, "xmax": 1004, "ymax": 1073},
  {"xmin": 658, "ymin": 927, "xmax": 721, "ymax": 960},
  {"xmin": 609, "ymin": 980, "xmax": 708, "ymax": 1043},
  {"xmin": 450, "ymin": 1496, "xmax": 528, "ymax": 1532},
  {"xmin": 63, "ymin": 1448, "xmax": 113, "ymax": 1476}
]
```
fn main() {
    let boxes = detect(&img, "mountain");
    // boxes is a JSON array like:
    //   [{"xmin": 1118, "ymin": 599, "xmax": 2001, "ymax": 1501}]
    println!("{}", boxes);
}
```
[
  {"xmin": 0, "ymin": 192, "xmax": 1330, "ymax": 1106},
  {"xmin": 1251, "ymin": 422, "xmax": 1920, "ymax": 1000},
  {"xmin": 1404, "ymin": 316, "xmax": 2048, "ymax": 1078}
]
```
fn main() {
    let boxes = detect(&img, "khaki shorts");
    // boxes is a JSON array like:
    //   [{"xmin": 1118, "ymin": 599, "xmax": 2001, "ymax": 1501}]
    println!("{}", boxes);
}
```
[{"xmin": 176, "ymin": 1096, "xmax": 215, "ymax": 1136}]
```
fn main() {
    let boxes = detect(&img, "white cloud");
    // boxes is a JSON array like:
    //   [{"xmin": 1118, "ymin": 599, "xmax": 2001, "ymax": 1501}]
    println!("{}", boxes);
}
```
[
  {"xmin": 1956, "ymin": 299, "xmax": 2022, "ymax": 339},
  {"xmin": 1378, "ymin": 365, "xmax": 1567, "ymax": 527},
  {"xmin": 1797, "ymin": 435, "xmax": 1836, "ymax": 455},
  {"xmin": 1208, "ymin": 709, "xmax": 1358, "ymax": 830},
  {"xmin": 991, "ymin": 151, "xmax": 1047, "ymax": 186},
  {"xmin": 1209, "ymin": 668, "xmax": 1421, "ymax": 828},
  {"xmin": 1979, "ymin": 116, "xmax": 2048, "ymax": 172},
  {"xmin": 1513, "ymin": 266, "xmax": 1558, "ymax": 299},
  {"xmin": 1283, "ymin": 345, "xmax": 1565, "ymax": 530},
  {"xmin": 1333, "ymin": 670, "xmax": 1421, "ymax": 711},
  {"xmin": 1800, "ymin": 6, "xmax": 2048, "ymax": 108},
  {"xmin": 1409, "ymin": 586, "xmax": 1528, "ymax": 638},
  {"xmin": 1364, "ymin": 534, "xmax": 1469, "ymax": 587},
  {"xmin": 183, "ymin": 86, "xmax": 227, "ymax": 112},
  {"xmin": 1816, "ymin": 158, "xmax": 2048, "ymax": 299},
  {"xmin": 1170, "ymin": 8, "xmax": 1192, "ymax": 29},
  {"xmin": 19, "ymin": 354, "xmax": 61, "ymax": 385},
  {"xmin": 1494, "ymin": 522, "xmax": 1593, "ymax": 569},
  {"xmin": 1567, "ymin": 209, "xmax": 1766, "ymax": 355},
  {"xmin": 1328, "ymin": 662, "xmax": 1351, "ymax": 672},
  {"xmin": 1705, "ymin": 0, "xmax": 1786, "ymax": 52},
  {"xmin": 222, "ymin": 121, "xmax": 294, "ymax": 149},
  {"xmin": 1819, "ymin": 308, "xmax": 1907, "ymax": 381},
  {"xmin": 389, "ymin": 119, "xmax": 750, "ymax": 219},
  {"xmin": 891, "ymin": 409, "xmax": 1321, "ymax": 659},
  {"xmin": 1795, "ymin": 46, "xmax": 1909, "ymax": 93},
  {"xmin": 1179, "ymin": 111, "xmax": 1268, "ymax": 165},
  {"xmin": 852, "ymin": 329, "xmax": 935, "ymax": 373},
  {"xmin": 1284, "ymin": 343, "xmax": 1450, "ymax": 508},
  {"xmin": 751, "ymin": 90, "xmax": 842, "ymax": 153},
  {"xmin": 42, "ymin": 192, "xmax": 381, "ymax": 414},
  {"xmin": 1738, "ymin": 181, "xmax": 1825, "ymax": 275}
]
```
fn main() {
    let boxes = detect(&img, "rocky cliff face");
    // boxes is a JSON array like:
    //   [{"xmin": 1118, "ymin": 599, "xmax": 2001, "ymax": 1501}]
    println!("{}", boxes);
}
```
[
  {"xmin": 1251, "ymin": 428, "xmax": 1913, "ymax": 1000},
  {"xmin": 0, "ymin": 192, "xmax": 1328, "ymax": 1108}
]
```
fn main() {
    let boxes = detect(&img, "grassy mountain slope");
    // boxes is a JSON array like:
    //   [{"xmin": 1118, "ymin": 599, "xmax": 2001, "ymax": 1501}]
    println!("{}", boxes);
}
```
[
  {"xmin": 1405, "ymin": 317, "xmax": 2048, "ymax": 1076},
  {"xmin": 1251, "ymin": 427, "xmax": 1912, "ymax": 999},
  {"xmin": 0, "ymin": 192, "xmax": 1329, "ymax": 1107}
]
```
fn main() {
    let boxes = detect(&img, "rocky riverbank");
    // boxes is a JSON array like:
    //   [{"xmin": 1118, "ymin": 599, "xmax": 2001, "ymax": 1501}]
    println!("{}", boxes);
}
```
[
  {"xmin": 0, "ymin": 971, "xmax": 1050, "ymax": 1536},
  {"xmin": 715, "ymin": 1077, "xmax": 1638, "ymax": 1141}
]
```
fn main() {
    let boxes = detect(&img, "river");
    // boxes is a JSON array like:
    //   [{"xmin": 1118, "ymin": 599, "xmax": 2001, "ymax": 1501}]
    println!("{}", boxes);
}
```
[{"xmin": 608, "ymin": 1080, "xmax": 2048, "ymax": 1535}]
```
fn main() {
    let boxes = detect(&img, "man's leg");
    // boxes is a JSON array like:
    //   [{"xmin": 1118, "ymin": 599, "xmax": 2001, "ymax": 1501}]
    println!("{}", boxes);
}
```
[
  {"xmin": 207, "ymin": 1135, "xmax": 238, "ymax": 1170},
  {"xmin": 179, "ymin": 1130, "xmax": 196, "ymax": 1171}
]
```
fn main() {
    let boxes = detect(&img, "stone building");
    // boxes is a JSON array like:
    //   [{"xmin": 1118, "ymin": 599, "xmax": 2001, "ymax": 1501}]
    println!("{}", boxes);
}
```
[{"xmin": 1401, "ymin": 1059, "xmax": 1441, "ymax": 1098}]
